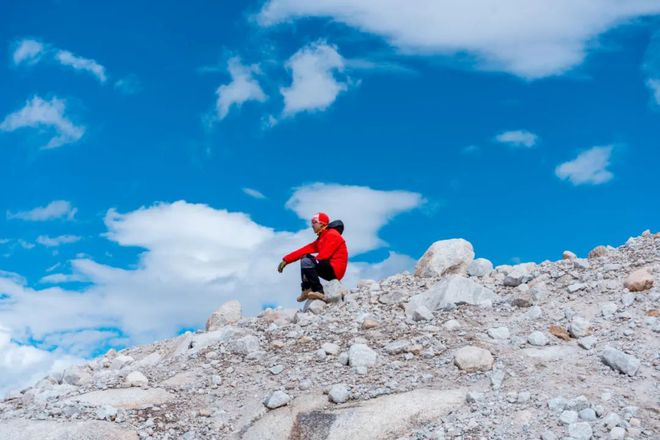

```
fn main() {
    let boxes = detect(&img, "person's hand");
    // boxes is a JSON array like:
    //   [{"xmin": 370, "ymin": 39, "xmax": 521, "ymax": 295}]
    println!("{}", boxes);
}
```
[{"xmin": 277, "ymin": 260, "xmax": 287, "ymax": 273}]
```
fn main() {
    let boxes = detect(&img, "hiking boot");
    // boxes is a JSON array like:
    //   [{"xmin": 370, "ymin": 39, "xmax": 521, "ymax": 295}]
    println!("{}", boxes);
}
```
[
  {"xmin": 296, "ymin": 288, "xmax": 312, "ymax": 303},
  {"xmin": 306, "ymin": 291, "xmax": 326, "ymax": 302}
]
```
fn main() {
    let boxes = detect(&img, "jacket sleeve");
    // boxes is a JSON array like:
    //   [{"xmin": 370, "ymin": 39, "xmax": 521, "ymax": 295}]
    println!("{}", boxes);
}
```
[
  {"xmin": 283, "ymin": 241, "xmax": 318, "ymax": 263},
  {"xmin": 316, "ymin": 231, "xmax": 344, "ymax": 261}
]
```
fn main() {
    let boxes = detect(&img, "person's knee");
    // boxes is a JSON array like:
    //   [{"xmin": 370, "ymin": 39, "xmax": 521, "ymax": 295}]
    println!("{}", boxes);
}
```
[{"xmin": 301, "ymin": 254, "xmax": 316, "ymax": 269}]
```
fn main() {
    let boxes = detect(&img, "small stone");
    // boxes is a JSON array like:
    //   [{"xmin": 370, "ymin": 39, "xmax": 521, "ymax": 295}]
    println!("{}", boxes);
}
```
[
  {"xmin": 328, "ymin": 384, "xmax": 350, "ymax": 404},
  {"xmin": 541, "ymin": 430, "xmax": 557, "ymax": 440},
  {"xmin": 466, "ymin": 391, "xmax": 484, "ymax": 403},
  {"xmin": 384, "ymin": 339, "xmax": 410, "ymax": 355},
  {"xmin": 490, "ymin": 369, "xmax": 505, "ymax": 390},
  {"xmin": 603, "ymin": 413, "xmax": 622, "ymax": 429},
  {"xmin": 527, "ymin": 331, "xmax": 548, "ymax": 346},
  {"xmin": 454, "ymin": 346, "xmax": 494, "ymax": 372},
  {"xmin": 517, "ymin": 391, "xmax": 531, "ymax": 403},
  {"xmin": 601, "ymin": 302, "xmax": 618, "ymax": 318},
  {"xmin": 577, "ymin": 336, "xmax": 596, "ymax": 350},
  {"xmin": 95, "ymin": 405, "xmax": 117, "ymax": 421},
  {"xmin": 338, "ymin": 352, "xmax": 349, "ymax": 365},
  {"xmin": 361, "ymin": 318, "xmax": 379, "ymax": 330},
  {"xmin": 125, "ymin": 371, "xmax": 149, "ymax": 387},
  {"xmin": 559, "ymin": 410, "xmax": 578, "ymax": 425},
  {"xmin": 621, "ymin": 293, "xmax": 635, "ymax": 307},
  {"xmin": 608, "ymin": 427, "xmax": 625, "ymax": 440},
  {"xmin": 549, "ymin": 325, "xmax": 571, "ymax": 341},
  {"xmin": 568, "ymin": 316, "xmax": 590, "ymax": 338},
  {"xmin": 601, "ymin": 346, "xmax": 640, "ymax": 376},
  {"xmin": 315, "ymin": 349, "xmax": 327, "ymax": 361},
  {"xmin": 307, "ymin": 300, "xmax": 326, "ymax": 315},
  {"xmin": 269, "ymin": 365, "xmax": 285, "ymax": 375},
  {"xmin": 412, "ymin": 304, "xmax": 434, "ymax": 321},
  {"xmin": 265, "ymin": 390, "xmax": 290, "ymax": 409},
  {"xmin": 579, "ymin": 408, "xmax": 597, "ymax": 421},
  {"xmin": 321, "ymin": 342, "xmax": 340, "ymax": 356},
  {"xmin": 487, "ymin": 326, "xmax": 510, "ymax": 340},
  {"xmin": 527, "ymin": 306, "xmax": 543, "ymax": 319},
  {"xmin": 548, "ymin": 396, "xmax": 567, "ymax": 412},
  {"xmin": 568, "ymin": 422, "xmax": 592, "ymax": 440},
  {"xmin": 624, "ymin": 268, "xmax": 654, "ymax": 292},
  {"xmin": 348, "ymin": 344, "xmax": 377, "ymax": 370}
]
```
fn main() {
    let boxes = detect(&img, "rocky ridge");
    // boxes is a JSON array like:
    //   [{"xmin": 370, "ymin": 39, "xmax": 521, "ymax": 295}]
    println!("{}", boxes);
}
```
[{"xmin": 1, "ymin": 231, "xmax": 659, "ymax": 439}]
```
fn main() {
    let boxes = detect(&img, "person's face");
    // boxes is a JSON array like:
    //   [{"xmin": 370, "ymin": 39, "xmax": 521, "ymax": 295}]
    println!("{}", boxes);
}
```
[{"xmin": 311, "ymin": 219, "xmax": 323, "ymax": 233}]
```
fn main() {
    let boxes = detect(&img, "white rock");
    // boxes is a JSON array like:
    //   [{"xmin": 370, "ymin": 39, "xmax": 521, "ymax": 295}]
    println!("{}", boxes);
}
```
[
  {"xmin": 95, "ymin": 405, "xmax": 117, "ymax": 421},
  {"xmin": 324, "ymin": 280, "xmax": 348, "ymax": 303},
  {"xmin": 125, "ymin": 371, "xmax": 149, "ymax": 387},
  {"xmin": 562, "ymin": 250, "xmax": 577, "ymax": 260},
  {"xmin": 603, "ymin": 413, "xmax": 622, "ymax": 429},
  {"xmin": 568, "ymin": 422, "xmax": 593, "ymax": 440},
  {"xmin": 306, "ymin": 299, "xmax": 326, "ymax": 315},
  {"xmin": 348, "ymin": 344, "xmax": 377, "ymax": 370},
  {"xmin": 415, "ymin": 238, "xmax": 474, "ymax": 278},
  {"xmin": 206, "ymin": 299, "xmax": 242, "ymax": 331},
  {"xmin": 378, "ymin": 290, "xmax": 407, "ymax": 305},
  {"xmin": 527, "ymin": 306, "xmax": 543, "ymax": 319},
  {"xmin": 487, "ymin": 327, "xmax": 510, "ymax": 340},
  {"xmin": 110, "ymin": 355, "xmax": 134, "ymax": 370},
  {"xmin": 443, "ymin": 319, "xmax": 461, "ymax": 331},
  {"xmin": 559, "ymin": 410, "xmax": 578, "ymax": 424},
  {"xmin": 265, "ymin": 390, "xmax": 290, "ymax": 409},
  {"xmin": 569, "ymin": 316, "xmax": 590, "ymax": 338},
  {"xmin": 548, "ymin": 397, "xmax": 568, "ymax": 412},
  {"xmin": 624, "ymin": 268, "xmax": 654, "ymax": 292},
  {"xmin": 601, "ymin": 347, "xmax": 640, "ymax": 376},
  {"xmin": 328, "ymin": 384, "xmax": 350, "ymax": 404},
  {"xmin": 412, "ymin": 304, "xmax": 434, "ymax": 321},
  {"xmin": 577, "ymin": 336, "xmax": 596, "ymax": 350},
  {"xmin": 621, "ymin": 293, "xmax": 635, "ymax": 307},
  {"xmin": 579, "ymin": 408, "xmax": 597, "ymax": 421},
  {"xmin": 502, "ymin": 263, "xmax": 536, "ymax": 287},
  {"xmin": 226, "ymin": 335, "xmax": 261, "ymax": 355},
  {"xmin": 541, "ymin": 430, "xmax": 557, "ymax": 440},
  {"xmin": 454, "ymin": 346, "xmax": 494, "ymax": 372},
  {"xmin": 601, "ymin": 302, "xmax": 618, "ymax": 318},
  {"xmin": 321, "ymin": 342, "xmax": 340, "ymax": 356},
  {"xmin": 467, "ymin": 258, "xmax": 493, "ymax": 277},
  {"xmin": 608, "ymin": 427, "xmax": 625, "ymax": 440},
  {"xmin": 527, "ymin": 331, "xmax": 548, "ymax": 346},
  {"xmin": 406, "ymin": 275, "xmax": 498, "ymax": 317}
]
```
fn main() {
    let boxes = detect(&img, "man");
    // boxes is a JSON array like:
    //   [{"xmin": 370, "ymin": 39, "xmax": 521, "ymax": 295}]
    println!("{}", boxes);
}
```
[{"xmin": 277, "ymin": 212, "xmax": 348, "ymax": 303}]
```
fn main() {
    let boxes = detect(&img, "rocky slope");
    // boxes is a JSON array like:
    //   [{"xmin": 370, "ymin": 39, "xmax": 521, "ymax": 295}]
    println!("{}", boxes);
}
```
[{"xmin": 1, "ymin": 231, "xmax": 659, "ymax": 440}]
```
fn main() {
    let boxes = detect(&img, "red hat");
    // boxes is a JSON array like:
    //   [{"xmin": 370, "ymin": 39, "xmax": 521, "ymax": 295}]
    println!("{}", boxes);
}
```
[{"xmin": 311, "ymin": 212, "xmax": 329, "ymax": 225}]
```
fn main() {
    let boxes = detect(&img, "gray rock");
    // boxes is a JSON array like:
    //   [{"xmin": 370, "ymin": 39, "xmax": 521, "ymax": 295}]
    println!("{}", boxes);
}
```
[
  {"xmin": 490, "ymin": 369, "xmax": 505, "ymax": 390},
  {"xmin": 541, "ymin": 430, "xmax": 557, "ymax": 440},
  {"xmin": 324, "ymin": 280, "xmax": 347, "ymax": 303},
  {"xmin": 527, "ymin": 306, "xmax": 543, "ymax": 319},
  {"xmin": 205, "ymin": 300, "xmax": 241, "ymax": 331},
  {"xmin": 601, "ymin": 347, "xmax": 640, "ymax": 376},
  {"xmin": 454, "ymin": 346, "xmax": 494, "ymax": 372},
  {"xmin": 328, "ymin": 384, "xmax": 350, "ymax": 404},
  {"xmin": 487, "ymin": 326, "xmax": 510, "ymax": 340},
  {"xmin": 95, "ymin": 405, "xmax": 118, "ymax": 421},
  {"xmin": 568, "ymin": 283, "xmax": 588, "ymax": 293},
  {"xmin": 269, "ymin": 364, "xmax": 284, "ymax": 375},
  {"xmin": 378, "ymin": 290, "xmax": 407, "ymax": 305},
  {"xmin": 124, "ymin": 371, "xmax": 148, "ymax": 387},
  {"xmin": 412, "ymin": 304, "xmax": 434, "ymax": 321},
  {"xmin": 306, "ymin": 300, "xmax": 326, "ymax": 315},
  {"xmin": 568, "ymin": 422, "xmax": 592, "ymax": 440},
  {"xmin": 443, "ymin": 319, "xmax": 461, "ymax": 331},
  {"xmin": 579, "ymin": 408, "xmax": 597, "ymax": 421},
  {"xmin": 621, "ymin": 293, "xmax": 635, "ymax": 307},
  {"xmin": 578, "ymin": 336, "xmax": 596, "ymax": 350},
  {"xmin": 517, "ymin": 391, "xmax": 531, "ymax": 403},
  {"xmin": 559, "ymin": 410, "xmax": 578, "ymax": 425},
  {"xmin": 265, "ymin": 390, "xmax": 291, "ymax": 409},
  {"xmin": 467, "ymin": 258, "xmax": 493, "ymax": 277},
  {"xmin": 110, "ymin": 355, "xmax": 133, "ymax": 370},
  {"xmin": 603, "ymin": 413, "xmax": 622, "ymax": 429},
  {"xmin": 406, "ymin": 276, "xmax": 499, "ymax": 317},
  {"xmin": 348, "ymin": 344, "xmax": 377, "ymax": 370},
  {"xmin": 601, "ymin": 302, "xmax": 618, "ymax": 318},
  {"xmin": 608, "ymin": 427, "xmax": 625, "ymax": 440},
  {"xmin": 338, "ymin": 352, "xmax": 349, "ymax": 366},
  {"xmin": 527, "ymin": 331, "xmax": 548, "ymax": 346},
  {"xmin": 569, "ymin": 316, "xmax": 591, "ymax": 338},
  {"xmin": 502, "ymin": 263, "xmax": 536, "ymax": 287},
  {"xmin": 315, "ymin": 349, "xmax": 327, "ymax": 361},
  {"xmin": 548, "ymin": 396, "xmax": 567, "ymax": 413},
  {"xmin": 384, "ymin": 339, "xmax": 410, "ymax": 355},
  {"xmin": 466, "ymin": 391, "xmax": 484, "ymax": 403},
  {"xmin": 321, "ymin": 342, "xmax": 340, "ymax": 356},
  {"xmin": 226, "ymin": 335, "xmax": 260, "ymax": 355},
  {"xmin": 415, "ymin": 238, "xmax": 474, "ymax": 277}
]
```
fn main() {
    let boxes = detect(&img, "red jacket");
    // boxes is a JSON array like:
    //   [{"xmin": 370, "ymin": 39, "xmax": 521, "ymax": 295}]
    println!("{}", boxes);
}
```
[{"xmin": 283, "ymin": 227, "xmax": 348, "ymax": 280}]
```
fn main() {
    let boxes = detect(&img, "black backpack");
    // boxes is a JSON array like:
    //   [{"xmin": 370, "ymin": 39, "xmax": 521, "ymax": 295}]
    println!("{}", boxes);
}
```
[{"xmin": 327, "ymin": 220, "xmax": 344, "ymax": 235}]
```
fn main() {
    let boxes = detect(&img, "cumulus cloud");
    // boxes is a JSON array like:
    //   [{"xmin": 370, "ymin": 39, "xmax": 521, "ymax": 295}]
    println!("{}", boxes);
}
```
[
  {"xmin": 242, "ymin": 187, "xmax": 267, "ymax": 199},
  {"xmin": 281, "ymin": 42, "xmax": 348, "ymax": 115},
  {"xmin": 555, "ymin": 146, "xmax": 614, "ymax": 185},
  {"xmin": 494, "ymin": 130, "xmax": 538, "ymax": 148},
  {"xmin": 12, "ymin": 39, "xmax": 45, "ymax": 65},
  {"xmin": 54, "ymin": 50, "xmax": 107, "ymax": 83},
  {"xmin": 0, "ymin": 97, "xmax": 85, "ymax": 149},
  {"xmin": 0, "ymin": 184, "xmax": 424, "ymax": 380},
  {"xmin": 216, "ymin": 57, "xmax": 267, "ymax": 119},
  {"xmin": 36, "ymin": 235, "xmax": 81, "ymax": 247},
  {"xmin": 258, "ymin": 0, "xmax": 660, "ymax": 79},
  {"xmin": 7, "ymin": 200, "xmax": 77, "ymax": 221}
]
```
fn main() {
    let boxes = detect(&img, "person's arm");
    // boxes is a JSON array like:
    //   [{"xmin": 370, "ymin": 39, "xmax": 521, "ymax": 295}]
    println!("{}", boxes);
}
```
[
  {"xmin": 316, "ymin": 231, "xmax": 344, "ymax": 261},
  {"xmin": 283, "ymin": 241, "xmax": 318, "ymax": 264}
]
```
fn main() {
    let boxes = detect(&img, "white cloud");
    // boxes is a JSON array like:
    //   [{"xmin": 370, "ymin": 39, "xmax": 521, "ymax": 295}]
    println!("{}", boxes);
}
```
[
  {"xmin": 285, "ymin": 183, "xmax": 425, "ymax": 254},
  {"xmin": 36, "ymin": 235, "xmax": 81, "ymax": 247},
  {"xmin": 494, "ymin": 130, "xmax": 538, "ymax": 148},
  {"xmin": 216, "ymin": 57, "xmax": 267, "ymax": 119},
  {"xmin": 0, "ymin": 323, "xmax": 82, "ymax": 396},
  {"xmin": 39, "ymin": 273, "xmax": 86, "ymax": 284},
  {"xmin": 17, "ymin": 240, "xmax": 35, "ymax": 250},
  {"xmin": 7, "ymin": 200, "xmax": 77, "ymax": 221},
  {"xmin": 258, "ymin": 0, "xmax": 660, "ymax": 79},
  {"xmin": 648, "ymin": 79, "xmax": 660, "ymax": 105},
  {"xmin": 114, "ymin": 75, "xmax": 142, "ymax": 95},
  {"xmin": 281, "ymin": 42, "xmax": 348, "ymax": 115},
  {"xmin": 555, "ymin": 145, "xmax": 614, "ymax": 185},
  {"xmin": 55, "ymin": 50, "xmax": 107, "ymax": 83},
  {"xmin": 12, "ymin": 39, "xmax": 45, "ymax": 65},
  {"xmin": 242, "ymin": 187, "xmax": 267, "ymax": 199},
  {"xmin": 0, "ymin": 96, "xmax": 85, "ymax": 149}
]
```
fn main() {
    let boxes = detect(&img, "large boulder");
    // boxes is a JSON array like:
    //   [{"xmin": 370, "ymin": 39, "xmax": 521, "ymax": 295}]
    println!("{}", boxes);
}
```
[
  {"xmin": 324, "ymin": 279, "xmax": 348, "ymax": 303},
  {"xmin": 467, "ymin": 258, "xmax": 493, "ymax": 277},
  {"xmin": 454, "ymin": 346, "xmax": 494, "ymax": 372},
  {"xmin": 405, "ymin": 275, "xmax": 498, "ymax": 318},
  {"xmin": 623, "ymin": 268, "xmax": 654, "ymax": 292},
  {"xmin": 415, "ymin": 238, "xmax": 474, "ymax": 278},
  {"xmin": 206, "ymin": 300, "xmax": 242, "ymax": 331}
]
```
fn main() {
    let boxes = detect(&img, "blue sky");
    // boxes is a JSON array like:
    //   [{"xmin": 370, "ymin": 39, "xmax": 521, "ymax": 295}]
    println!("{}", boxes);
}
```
[{"xmin": 1, "ymin": 1, "xmax": 659, "ymax": 394}]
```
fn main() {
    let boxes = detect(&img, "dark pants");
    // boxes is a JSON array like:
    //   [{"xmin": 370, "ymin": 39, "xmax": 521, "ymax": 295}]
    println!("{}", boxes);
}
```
[{"xmin": 301, "ymin": 254, "xmax": 336, "ymax": 293}]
